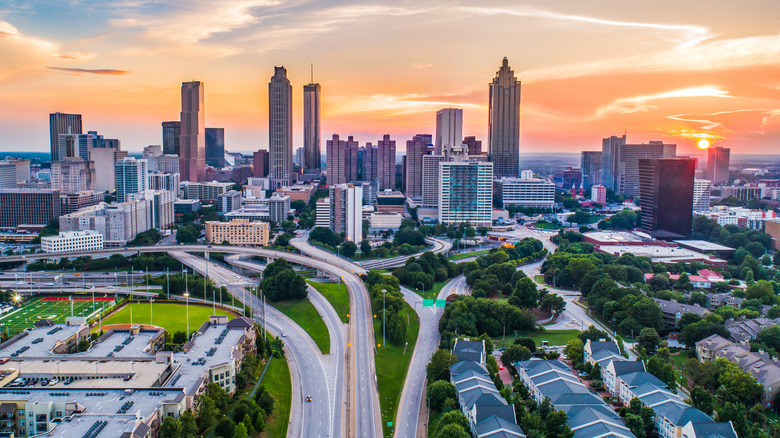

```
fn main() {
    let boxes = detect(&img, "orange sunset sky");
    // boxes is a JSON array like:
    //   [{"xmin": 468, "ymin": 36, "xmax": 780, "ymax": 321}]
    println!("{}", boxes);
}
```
[{"xmin": 1, "ymin": 0, "xmax": 780, "ymax": 155}]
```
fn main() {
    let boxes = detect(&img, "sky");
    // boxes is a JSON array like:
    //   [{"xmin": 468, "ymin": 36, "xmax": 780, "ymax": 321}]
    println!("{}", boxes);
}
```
[{"xmin": 1, "ymin": 0, "xmax": 779, "ymax": 156}]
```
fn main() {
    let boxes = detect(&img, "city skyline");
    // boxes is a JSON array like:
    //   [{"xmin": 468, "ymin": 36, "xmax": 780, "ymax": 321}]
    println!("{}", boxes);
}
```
[{"xmin": 1, "ymin": 1, "xmax": 779, "ymax": 155}]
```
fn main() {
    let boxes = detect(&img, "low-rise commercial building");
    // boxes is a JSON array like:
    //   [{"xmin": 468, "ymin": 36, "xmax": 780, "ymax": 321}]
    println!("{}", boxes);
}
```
[
  {"xmin": 205, "ymin": 219, "xmax": 269, "ymax": 246},
  {"xmin": 369, "ymin": 212, "xmax": 403, "ymax": 232},
  {"xmin": 41, "ymin": 230, "xmax": 104, "ymax": 253},
  {"xmin": 275, "ymin": 185, "xmax": 314, "ymax": 202},
  {"xmin": 180, "ymin": 181, "xmax": 232, "ymax": 201},
  {"xmin": 493, "ymin": 177, "xmax": 555, "ymax": 208}
]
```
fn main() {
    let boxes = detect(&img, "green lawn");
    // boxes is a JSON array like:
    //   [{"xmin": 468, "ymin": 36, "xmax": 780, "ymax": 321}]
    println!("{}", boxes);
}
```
[
  {"xmin": 375, "ymin": 303, "xmax": 420, "ymax": 438},
  {"xmin": 533, "ymin": 221, "xmax": 562, "ymax": 230},
  {"xmin": 448, "ymin": 249, "xmax": 491, "ymax": 261},
  {"xmin": 308, "ymin": 280, "xmax": 350, "ymax": 323},
  {"xmin": 493, "ymin": 329, "xmax": 581, "ymax": 349},
  {"xmin": 271, "ymin": 298, "xmax": 330, "ymax": 354},
  {"xmin": 533, "ymin": 275, "xmax": 545, "ymax": 284},
  {"xmin": 101, "ymin": 302, "xmax": 231, "ymax": 335},
  {"xmin": 260, "ymin": 357, "xmax": 292, "ymax": 438},
  {"xmin": 410, "ymin": 279, "xmax": 453, "ymax": 301}
]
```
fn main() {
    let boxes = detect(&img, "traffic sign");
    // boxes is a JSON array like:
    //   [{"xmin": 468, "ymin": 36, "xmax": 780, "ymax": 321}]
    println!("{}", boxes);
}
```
[{"xmin": 423, "ymin": 299, "xmax": 434, "ymax": 307}]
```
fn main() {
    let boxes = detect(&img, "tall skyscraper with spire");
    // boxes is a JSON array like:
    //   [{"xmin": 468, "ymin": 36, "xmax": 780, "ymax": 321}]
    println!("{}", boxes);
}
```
[
  {"xmin": 303, "ymin": 65, "xmax": 321, "ymax": 174},
  {"xmin": 488, "ymin": 57, "xmax": 521, "ymax": 178},
  {"xmin": 179, "ymin": 81, "xmax": 205, "ymax": 182},
  {"xmin": 269, "ymin": 66, "xmax": 293, "ymax": 189}
]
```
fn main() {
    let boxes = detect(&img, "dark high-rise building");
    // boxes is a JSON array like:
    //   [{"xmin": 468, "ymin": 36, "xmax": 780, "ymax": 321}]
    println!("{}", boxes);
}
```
[
  {"xmin": 179, "ymin": 81, "xmax": 206, "ymax": 182},
  {"xmin": 488, "ymin": 58, "xmax": 521, "ymax": 178},
  {"xmin": 162, "ymin": 121, "xmax": 181, "ymax": 155},
  {"xmin": 601, "ymin": 136, "xmax": 676, "ymax": 197},
  {"xmin": 269, "ymin": 66, "xmax": 293, "ymax": 189},
  {"xmin": 404, "ymin": 134, "xmax": 432, "ymax": 199},
  {"xmin": 0, "ymin": 189, "xmax": 61, "ymax": 227},
  {"xmin": 463, "ymin": 136, "xmax": 482, "ymax": 156},
  {"xmin": 707, "ymin": 146, "xmax": 730, "ymax": 184},
  {"xmin": 553, "ymin": 167, "xmax": 582, "ymax": 190},
  {"xmin": 205, "ymin": 128, "xmax": 225, "ymax": 168},
  {"xmin": 49, "ymin": 112, "xmax": 82, "ymax": 161},
  {"xmin": 638, "ymin": 158, "xmax": 695, "ymax": 239},
  {"xmin": 303, "ymin": 81, "xmax": 321, "ymax": 173},
  {"xmin": 326, "ymin": 134, "xmax": 359, "ymax": 185},
  {"xmin": 600, "ymin": 135, "xmax": 626, "ymax": 192},
  {"xmin": 581, "ymin": 151, "xmax": 602, "ymax": 188},
  {"xmin": 252, "ymin": 150, "xmax": 269, "ymax": 178},
  {"xmin": 362, "ymin": 143, "xmax": 375, "ymax": 183},
  {"xmin": 376, "ymin": 135, "xmax": 396, "ymax": 190}
]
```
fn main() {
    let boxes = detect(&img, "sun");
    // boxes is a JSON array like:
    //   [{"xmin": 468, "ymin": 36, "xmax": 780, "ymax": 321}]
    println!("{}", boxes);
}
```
[{"xmin": 697, "ymin": 139, "xmax": 710, "ymax": 149}]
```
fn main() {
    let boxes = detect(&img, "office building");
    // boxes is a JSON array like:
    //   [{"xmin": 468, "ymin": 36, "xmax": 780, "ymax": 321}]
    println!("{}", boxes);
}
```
[
  {"xmin": 179, "ymin": 81, "xmax": 206, "ymax": 182},
  {"xmin": 60, "ymin": 191, "xmax": 105, "ymax": 215},
  {"xmin": 601, "ymin": 136, "xmax": 676, "ymax": 196},
  {"xmin": 707, "ymin": 147, "xmax": 730, "ymax": 184},
  {"xmin": 0, "ymin": 189, "xmax": 61, "ymax": 228},
  {"xmin": 316, "ymin": 197, "xmax": 330, "ymax": 228},
  {"xmin": 205, "ymin": 127, "xmax": 225, "ymax": 168},
  {"xmin": 439, "ymin": 160, "xmax": 493, "ymax": 226},
  {"xmin": 1, "ymin": 159, "xmax": 30, "ymax": 184},
  {"xmin": 41, "ymin": 230, "xmax": 103, "ymax": 253},
  {"xmin": 275, "ymin": 185, "xmax": 314, "ymax": 202},
  {"xmin": 269, "ymin": 66, "xmax": 293, "ymax": 189},
  {"xmin": 377, "ymin": 190, "xmax": 405, "ymax": 214},
  {"xmin": 115, "ymin": 157, "xmax": 148, "ymax": 203},
  {"xmin": 205, "ymin": 219, "xmax": 269, "ymax": 246},
  {"xmin": 405, "ymin": 134, "xmax": 432, "ymax": 199},
  {"xmin": 693, "ymin": 179, "xmax": 712, "ymax": 213},
  {"xmin": 51, "ymin": 158, "xmax": 96, "ymax": 193},
  {"xmin": 591, "ymin": 184, "xmax": 607, "ymax": 205},
  {"xmin": 553, "ymin": 166, "xmax": 582, "ymax": 190},
  {"xmin": 463, "ymin": 136, "xmax": 482, "ymax": 156},
  {"xmin": 162, "ymin": 121, "xmax": 181, "ymax": 155},
  {"xmin": 638, "ymin": 158, "xmax": 695, "ymax": 239},
  {"xmin": 600, "ymin": 135, "xmax": 626, "ymax": 192},
  {"xmin": 329, "ymin": 184, "xmax": 363, "ymax": 242},
  {"xmin": 180, "ymin": 181, "xmax": 232, "ymax": 200},
  {"xmin": 488, "ymin": 58, "xmax": 521, "ymax": 178},
  {"xmin": 49, "ymin": 112, "xmax": 82, "ymax": 161},
  {"xmin": 149, "ymin": 172, "xmax": 181, "ymax": 193},
  {"xmin": 581, "ymin": 151, "xmax": 602, "ymax": 188},
  {"xmin": 217, "ymin": 190, "xmax": 241, "ymax": 215},
  {"xmin": 435, "ymin": 108, "xmax": 463, "ymax": 156},
  {"xmin": 87, "ymin": 147, "xmax": 117, "ymax": 193},
  {"xmin": 375, "ymin": 135, "xmax": 396, "ymax": 190},
  {"xmin": 303, "ymin": 81, "xmax": 321, "ymax": 173},
  {"xmin": 326, "ymin": 134, "xmax": 359, "ymax": 185},
  {"xmin": 422, "ymin": 154, "xmax": 446, "ymax": 208},
  {"xmin": 143, "ymin": 145, "xmax": 162, "ymax": 158},
  {"xmin": 253, "ymin": 149, "xmax": 269, "ymax": 178},
  {"xmin": 174, "ymin": 199, "xmax": 200, "ymax": 216},
  {"xmin": 147, "ymin": 154, "xmax": 180, "ymax": 174},
  {"xmin": 494, "ymin": 176, "xmax": 555, "ymax": 209},
  {"xmin": 269, "ymin": 194, "xmax": 291, "ymax": 223},
  {"xmin": 0, "ymin": 162, "xmax": 17, "ymax": 189}
]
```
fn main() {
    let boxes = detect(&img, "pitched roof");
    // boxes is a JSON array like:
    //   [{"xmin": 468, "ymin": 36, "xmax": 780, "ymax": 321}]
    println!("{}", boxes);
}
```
[
  {"xmin": 453, "ymin": 339, "xmax": 485, "ymax": 362},
  {"xmin": 610, "ymin": 360, "xmax": 645, "ymax": 377},
  {"xmin": 654, "ymin": 403, "xmax": 713, "ymax": 426},
  {"xmin": 475, "ymin": 403, "xmax": 517, "ymax": 424},
  {"xmin": 653, "ymin": 298, "xmax": 710, "ymax": 317},
  {"xmin": 619, "ymin": 371, "xmax": 667, "ymax": 389},
  {"xmin": 587, "ymin": 340, "xmax": 621, "ymax": 356},
  {"xmin": 683, "ymin": 421, "xmax": 737, "ymax": 438},
  {"xmin": 475, "ymin": 415, "xmax": 527, "ymax": 438},
  {"xmin": 451, "ymin": 360, "xmax": 489, "ymax": 377}
]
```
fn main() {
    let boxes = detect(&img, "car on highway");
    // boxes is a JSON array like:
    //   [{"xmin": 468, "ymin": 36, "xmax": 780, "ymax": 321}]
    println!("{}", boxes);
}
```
[
  {"xmin": 281, "ymin": 333, "xmax": 287, "ymax": 337},
  {"xmin": 306, "ymin": 395, "xmax": 312, "ymax": 402}
]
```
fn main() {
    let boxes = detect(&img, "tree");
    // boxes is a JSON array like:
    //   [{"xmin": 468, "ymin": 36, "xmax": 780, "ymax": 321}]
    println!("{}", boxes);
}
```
[
  {"xmin": 541, "ymin": 294, "xmax": 566, "ymax": 316},
  {"xmin": 509, "ymin": 277, "xmax": 539, "ymax": 308},
  {"xmin": 637, "ymin": 328, "xmax": 661, "ymax": 354},
  {"xmin": 173, "ymin": 330, "xmax": 188, "ymax": 344},
  {"xmin": 544, "ymin": 410, "xmax": 573, "ymax": 438},
  {"xmin": 436, "ymin": 424, "xmax": 470, "ymax": 438},
  {"xmin": 215, "ymin": 417, "xmax": 235, "ymax": 438},
  {"xmin": 513, "ymin": 337, "xmax": 536, "ymax": 353},
  {"xmin": 501, "ymin": 345, "xmax": 532, "ymax": 366},
  {"xmin": 746, "ymin": 280, "xmax": 775, "ymax": 305},
  {"xmin": 647, "ymin": 355, "xmax": 677, "ymax": 392},
  {"xmin": 427, "ymin": 380, "xmax": 457, "ymax": 410},
  {"xmin": 435, "ymin": 410, "xmax": 470, "ymax": 435},
  {"xmin": 624, "ymin": 414, "xmax": 646, "ymax": 438},
  {"xmin": 589, "ymin": 363, "xmax": 602, "ymax": 381},
  {"xmin": 564, "ymin": 338, "xmax": 584, "ymax": 366},
  {"xmin": 340, "ymin": 240, "xmax": 357, "ymax": 258},
  {"xmin": 427, "ymin": 349, "xmax": 457, "ymax": 382},
  {"xmin": 690, "ymin": 386, "xmax": 714, "ymax": 416},
  {"xmin": 578, "ymin": 326, "xmax": 609, "ymax": 344},
  {"xmin": 160, "ymin": 417, "xmax": 182, "ymax": 438},
  {"xmin": 716, "ymin": 357, "xmax": 763, "ymax": 406},
  {"xmin": 261, "ymin": 259, "xmax": 307, "ymax": 302},
  {"xmin": 360, "ymin": 239, "xmax": 372, "ymax": 255},
  {"xmin": 233, "ymin": 423, "xmax": 248, "ymax": 438},
  {"xmin": 680, "ymin": 320, "xmax": 730, "ymax": 348},
  {"xmin": 180, "ymin": 410, "xmax": 197, "ymax": 438},
  {"xmin": 196, "ymin": 396, "xmax": 218, "ymax": 430}
]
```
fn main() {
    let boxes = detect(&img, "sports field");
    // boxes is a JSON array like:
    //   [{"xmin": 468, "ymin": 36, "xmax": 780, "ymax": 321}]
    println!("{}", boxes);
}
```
[
  {"xmin": 101, "ymin": 302, "xmax": 233, "ymax": 335},
  {"xmin": 0, "ymin": 296, "xmax": 115, "ymax": 336}
]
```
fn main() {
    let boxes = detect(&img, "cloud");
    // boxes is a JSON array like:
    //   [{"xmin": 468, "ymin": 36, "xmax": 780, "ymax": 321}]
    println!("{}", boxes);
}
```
[
  {"xmin": 0, "ymin": 20, "xmax": 60, "ymax": 81},
  {"xmin": 47, "ymin": 67, "xmax": 129, "ymax": 75},
  {"xmin": 329, "ymin": 92, "xmax": 481, "ymax": 116},
  {"xmin": 575, "ymin": 86, "xmax": 731, "ymax": 121},
  {"xmin": 668, "ymin": 108, "xmax": 780, "ymax": 134}
]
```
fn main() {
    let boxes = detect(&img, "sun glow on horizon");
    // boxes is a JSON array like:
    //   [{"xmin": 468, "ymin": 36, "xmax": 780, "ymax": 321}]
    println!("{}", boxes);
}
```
[{"xmin": 697, "ymin": 139, "xmax": 711, "ymax": 149}]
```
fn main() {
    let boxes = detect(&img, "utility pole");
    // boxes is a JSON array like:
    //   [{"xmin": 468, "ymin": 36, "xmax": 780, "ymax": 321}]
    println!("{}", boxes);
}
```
[
  {"xmin": 206, "ymin": 252, "xmax": 213, "ymax": 314},
  {"xmin": 382, "ymin": 289, "xmax": 387, "ymax": 348}
]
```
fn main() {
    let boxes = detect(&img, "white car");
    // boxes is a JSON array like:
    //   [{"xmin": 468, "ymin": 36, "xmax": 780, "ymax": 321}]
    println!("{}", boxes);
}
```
[{"xmin": 48, "ymin": 378, "xmax": 59, "ymax": 386}]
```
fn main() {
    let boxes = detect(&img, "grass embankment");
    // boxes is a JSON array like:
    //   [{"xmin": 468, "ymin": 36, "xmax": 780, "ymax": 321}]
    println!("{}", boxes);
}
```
[
  {"xmin": 448, "ymin": 249, "xmax": 491, "ymax": 261},
  {"xmin": 307, "ymin": 280, "xmax": 349, "ymax": 323},
  {"xmin": 272, "ymin": 299, "xmax": 330, "ymax": 354},
  {"xmin": 410, "ymin": 279, "xmax": 452, "ymax": 301},
  {"xmin": 375, "ymin": 303, "xmax": 420, "ymax": 437},
  {"xmin": 493, "ymin": 329, "xmax": 581, "ymax": 349},
  {"xmin": 101, "ymin": 302, "xmax": 231, "ymax": 334},
  {"xmin": 260, "ymin": 357, "xmax": 292, "ymax": 438}
]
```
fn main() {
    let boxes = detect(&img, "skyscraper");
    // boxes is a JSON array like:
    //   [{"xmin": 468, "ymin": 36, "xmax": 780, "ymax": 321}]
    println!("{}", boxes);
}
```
[
  {"xmin": 581, "ymin": 151, "xmax": 602, "ymax": 188},
  {"xmin": 205, "ymin": 127, "xmax": 225, "ymax": 168},
  {"xmin": 638, "ymin": 158, "xmax": 695, "ymax": 239},
  {"xmin": 600, "ymin": 135, "xmax": 626, "ymax": 192},
  {"xmin": 488, "ymin": 58, "xmax": 521, "ymax": 178},
  {"xmin": 463, "ymin": 136, "xmax": 482, "ymax": 156},
  {"xmin": 326, "ymin": 134, "xmax": 359, "ymax": 185},
  {"xmin": 179, "ymin": 81, "xmax": 206, "ymax": 182},
  {"xmin": 439, "ymin": 160, "xmax": 493, "ymax": 226},
  {"xmin": 376, "ymin": 135, "xmax": 396, "ymax": 190},
  {"xmin": 162, "ymin": 121, "xmax": 181, "ymax": 155},
  {"xmin": 693, "ymin": 179, "xmax": 712, "ymax": 212},
  {"xmin": 601, "ymin": 136, "xmax": 676, "ymax": 197},
  {"xmin": 405, "ymin": 134, "xmax": 432, "ymax": 199},
  {"xmin": 269, "ymin": 66, "xmax": 293, "ymax": 189},
  {"xmin": 329, "ymin": 184, "xmax": 363, "ymax": 242},
  {"xmin": 253, "ymin": 150, "xmax": 269, "ymax": 178},
  {"xmin": 707, "ymin": 147, "xmax": 730, "ymax": 184},
  {"xmin": 115, "ymin": 157, "xmax": 148, "ymax": 203},
  {"xmin": 51, "ymin": 158, "xmax": 96, "ymax": 193},
  {"xmin": 303, "ymin": 81, "xmax": 321, "ymax": 173},
  {"xmin": 435, "ymin": 108, "xmax": 463, "ymax": 157},
  {"xmin": 49, "ymin": 112, "xmax": 82, "ymax": 161}
]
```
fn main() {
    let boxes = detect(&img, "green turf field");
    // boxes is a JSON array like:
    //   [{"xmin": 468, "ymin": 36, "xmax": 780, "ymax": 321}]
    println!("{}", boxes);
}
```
[
  {"xmin": 101, "ymin": 302, "xmax": 232, "ymax": 335},
  {"xmin": 0, "ymin": 296, "xmax": 114, "ymax": 336}
]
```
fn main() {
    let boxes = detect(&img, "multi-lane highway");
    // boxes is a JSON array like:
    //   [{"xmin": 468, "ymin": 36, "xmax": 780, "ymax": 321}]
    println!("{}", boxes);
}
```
[{"xmin": 359, "ymin": 237, "xmax": 452, "ymax": 270}]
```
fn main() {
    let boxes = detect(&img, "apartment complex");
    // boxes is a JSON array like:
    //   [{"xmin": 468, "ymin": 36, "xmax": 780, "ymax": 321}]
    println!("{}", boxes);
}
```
[
  {"xmin": 329, "ymin": 184, "xmax": 363, "ymax": 242},
  {"xmin": 439, "ymin": 160, "xmax": 493, "ymax": 226},
  {"xmin": 41, "ymin": 230, "xmax": 104, "ymax": 253},
  {"xmin": 494, "ymin": 176, "xmax": 555, "ymax": 208},
  {"xmin": 205, "ymin": 219, "xmax": 269, "ymax": 246}
]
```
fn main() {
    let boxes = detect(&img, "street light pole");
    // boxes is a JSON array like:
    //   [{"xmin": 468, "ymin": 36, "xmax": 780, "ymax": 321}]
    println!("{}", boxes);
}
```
[
  {"xmin": 382, "ymin": 289, "xmax": 387, "ymax": 348},
  {"xmin": 184, "ymin": 292, "xmax": 190, "ymax": 337}
]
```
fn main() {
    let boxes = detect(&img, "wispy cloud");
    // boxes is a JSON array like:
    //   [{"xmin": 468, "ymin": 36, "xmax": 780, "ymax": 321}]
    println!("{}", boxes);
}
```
[
  {"xmin": 668, "ymin": 108, "xmax": 780, "ymax": 134},
  {"xmin": 47, "ymin": 67, "xmax": 129, "ymax": 75},
  {"xmin": 581, "ymin": 86, "xmax": 731, "ymax": 121},
  {"xmin": 329, "ymin": 92, "xmax": 481, "ymax": 116}
]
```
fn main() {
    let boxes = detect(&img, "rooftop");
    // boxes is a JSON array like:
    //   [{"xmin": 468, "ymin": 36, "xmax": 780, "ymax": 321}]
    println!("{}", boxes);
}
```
[{"xmin": 673, "ymin": 240, "xmax": 735, "ymax": 252}]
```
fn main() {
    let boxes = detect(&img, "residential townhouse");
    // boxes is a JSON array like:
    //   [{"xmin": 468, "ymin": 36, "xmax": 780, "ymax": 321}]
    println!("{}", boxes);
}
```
[
  {"xmin": 652, "ymin": 298, "xmax": 711, "ymax": 327},
  {"xmin": 725, "ymin": 317, "xmax": 780, "ymax": 343}
]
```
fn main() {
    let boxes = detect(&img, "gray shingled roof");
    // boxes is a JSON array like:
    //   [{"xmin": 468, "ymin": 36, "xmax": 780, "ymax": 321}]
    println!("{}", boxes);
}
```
[
  {"xmin": 685, "ymin": 421, "xmax": 737, "ymax": 438},
  {"xmin": 474, "ymin": 415, "xmax": 527, "ymax": 438}
]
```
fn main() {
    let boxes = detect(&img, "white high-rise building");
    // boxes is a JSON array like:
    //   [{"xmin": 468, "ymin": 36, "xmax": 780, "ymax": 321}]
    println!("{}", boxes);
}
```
[
  {"xmin": 435, "ymin": 108, "xmax": 463, "ymax": 157},
  {"xmin": 149, "ymin": 173, "xmax": 181, "ymax": 194},
  {"xmin": 329, "ymin": 184, "xmax": 363, "ymax": 242},
  {"xmin": 115, "ymin": 157, "xmax": 148, "ymax": 202},
  {"xmin": 88, "ymin": 147, "xmax": 118, "ymax": 192},
  {"xmin": 422, "ymin": 154, "xmax": 446, "ymax": 208},
  {"xmin": 493, "ymin": 176, "xmax": 555, "ymax": 209},
  {"xmin": 439, "ymin": 160, "xmax": 493, "ymax": 226},
  {"xmin": 316, "ymin": 197, "xmax": 330, "ymax": 228},
  {"xmin": 269, "ymin": 194, "xmax": 291, "ymax": 223},
  {"xmin": 520, "ymin": 169, "xmax": 534, "ymax": 179},
  {"xmin": 0, "ymin": 162, "xmax": 18, "ymax": 189},
  {"xmin": 693, "ymin": 179, "xmax": 712, "ymax": 213},
  {"xmin": 51, "ymin": 158, "xmax": 96, "ymax": 193}
]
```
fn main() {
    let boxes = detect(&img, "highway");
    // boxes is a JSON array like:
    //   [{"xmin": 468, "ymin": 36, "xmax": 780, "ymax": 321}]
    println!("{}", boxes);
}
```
[
  {"xmin": 358, "ymin": 237, "xmax": 452, "ymax": 270},
  {"xmin": 289, "ymin": 234, "xmax": 382, "ymax": 438}
]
